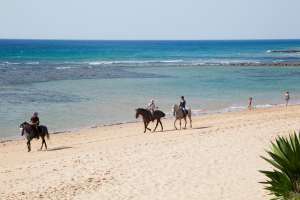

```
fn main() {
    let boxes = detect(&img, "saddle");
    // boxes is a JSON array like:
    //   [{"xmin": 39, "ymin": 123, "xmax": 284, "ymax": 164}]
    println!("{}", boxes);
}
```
[
  {"xmin": 181, "ymin": 108, "xmax": 188, "ymax": 117},
  {"xmin": 30, "ymin": 124, "xmax": 40, "ymax": 139}
]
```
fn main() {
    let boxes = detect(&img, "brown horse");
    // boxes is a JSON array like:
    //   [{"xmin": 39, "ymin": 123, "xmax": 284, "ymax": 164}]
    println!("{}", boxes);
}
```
[
  {"xmin": 135, "ymin": 108, "xmax": 165, "ymax": 133},
  {"xmin": 19, "ymin": 122, "xmax": 50, "ymax": 152},
  {"xmin": 173, "ymin": 104, "xmax": 192, "ymax": 130}
]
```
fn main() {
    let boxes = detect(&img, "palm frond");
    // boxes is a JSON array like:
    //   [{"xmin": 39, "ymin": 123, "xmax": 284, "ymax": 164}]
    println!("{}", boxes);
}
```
[{"xmin": 260, "ymin": 132, "xmax": 300, "ymax": 200}]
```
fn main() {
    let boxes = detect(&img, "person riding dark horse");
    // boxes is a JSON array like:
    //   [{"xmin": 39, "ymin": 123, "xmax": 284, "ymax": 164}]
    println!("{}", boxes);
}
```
[
  {"xmin": 30, "ymin": 112, "xmax": 40, "ymax": 139},
  {"xmin": 179, "ymin": 96, "xmax": 188, "ymax": 116},
  {"xmin": 147, "ymin": 99, "xmax": 157, "ymax": 121}
]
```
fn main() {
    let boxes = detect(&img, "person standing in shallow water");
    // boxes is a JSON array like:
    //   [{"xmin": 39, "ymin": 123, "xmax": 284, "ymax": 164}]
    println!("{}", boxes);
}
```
[
  {"xmin": 248, "ymin": 97, "xmax": 253, "ymax": 110},
  {"xmin": 285, "ymin": 91, "xmax": 290, "ymax": 107}
]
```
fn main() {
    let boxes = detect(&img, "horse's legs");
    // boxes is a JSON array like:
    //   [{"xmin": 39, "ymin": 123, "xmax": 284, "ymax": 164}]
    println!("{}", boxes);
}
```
[
  {"xmin": 44, "ymin": 138, "xmax": 48, "ymax": 150},
  {"xmin": 189, "ymin": 115, "xmax": 192, "ymax": 128},
  {"xmin": 144, "ymin": 121, "xmax": 151, "ymax": 133},
  {"xmin": 179, "ymin": 119, "xmax": 182, "ymax": 129},
  {"xmin": 146, "ymin": 122, "xmax": 151, "ymax": 132},
  {"xmin": 174, "ymin": 119, "xmax": 177, "ymax": 130},
  {"xmin": 159, "ymin": 120, "xmax": 163, "ymax": 131},
  {"xmin": 184, "ymin": 117, "xmax": 187, "ymax": 129},
  {"xmin": 144, "ymin": 121, "xmax": 147, "ymax": 133},
  {"xmin": 40, "ymin": 136, "xmax": 44, "ymax": 150},
  {"xmin": 27, "ymin": 140, "xmax": 31, "ymax": 152},
  {"xmin": 153, "ymin": 120, "xmax": 159, "ymax": 132}
]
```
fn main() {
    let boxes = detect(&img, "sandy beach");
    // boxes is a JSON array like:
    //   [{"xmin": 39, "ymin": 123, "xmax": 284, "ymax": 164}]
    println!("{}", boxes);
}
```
[{"xmin": 1, "ymin": 105, "xmax": 300, "ymax": 200}]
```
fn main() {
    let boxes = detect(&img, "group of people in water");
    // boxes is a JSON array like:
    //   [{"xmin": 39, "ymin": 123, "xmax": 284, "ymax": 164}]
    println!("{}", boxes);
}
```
[{"xmin": 248, "ymin": 91, "xmax": 290, "ymax": 110}]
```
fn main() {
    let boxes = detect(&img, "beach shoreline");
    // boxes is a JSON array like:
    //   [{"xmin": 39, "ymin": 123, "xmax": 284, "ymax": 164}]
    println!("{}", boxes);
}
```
[
  {"xmin": 0, "ymin": 102, "xmax": 292, "ymax": 143},
  {"xmin": 1, "ymin": 105, "xmax": 300, "ymax": 199}
]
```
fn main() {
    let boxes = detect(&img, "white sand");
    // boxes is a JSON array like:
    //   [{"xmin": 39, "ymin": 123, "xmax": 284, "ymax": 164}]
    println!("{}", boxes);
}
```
[{"xmin": 1, "ymin": 105, "xmax": 300, "ymax": 200}]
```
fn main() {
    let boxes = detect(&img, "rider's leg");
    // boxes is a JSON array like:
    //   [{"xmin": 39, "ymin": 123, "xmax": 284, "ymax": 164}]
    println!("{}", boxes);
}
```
[{"xmin": 35, "ymin": 125, "xmax": 39, "ymax": 139}]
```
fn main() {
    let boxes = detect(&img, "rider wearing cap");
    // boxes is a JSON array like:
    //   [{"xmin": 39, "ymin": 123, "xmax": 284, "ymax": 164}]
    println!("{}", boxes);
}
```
[{"xmin": 30, "ymin": 112, "xmax": 40, "ymax": 139}]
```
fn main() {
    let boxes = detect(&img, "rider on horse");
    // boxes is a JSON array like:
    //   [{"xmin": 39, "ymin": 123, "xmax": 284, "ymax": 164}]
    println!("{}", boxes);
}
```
[
  {"xmin": 179, "ymin": 96, "xmax": 188, "ymax": 115},
  {"xmin": 30, "ymin": 112, "xmax": 40, "ymax": 139},
  {"xmin": 147, "ymin": 99, "xmax": 157, "ymax": 121},
  {"xmin": 147, "ymin": 99, "xmax": 157, "ymax": 113}
]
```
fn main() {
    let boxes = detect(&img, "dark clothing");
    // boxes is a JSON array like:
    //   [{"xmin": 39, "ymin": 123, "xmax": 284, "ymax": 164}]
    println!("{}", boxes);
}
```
[
  {"xmin": 179, "ymin": 100, "xmax": 186, "ymax": 109},
  {"xmin": 31, "ymin": 116, "xmax": 40, "ymax": 125},
  {"xmin": 179, "ymin": 100, "xmax": 188, "ymax": 115},
  {"xmin": 30, "ymin": 116, "xmax": 40, "ymax": 138}
]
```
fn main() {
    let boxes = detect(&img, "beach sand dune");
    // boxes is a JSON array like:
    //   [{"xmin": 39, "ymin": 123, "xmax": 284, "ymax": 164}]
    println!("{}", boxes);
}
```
[{"xmin": 1, "ymin": 106, "xmax": 300, "ymax": 200}]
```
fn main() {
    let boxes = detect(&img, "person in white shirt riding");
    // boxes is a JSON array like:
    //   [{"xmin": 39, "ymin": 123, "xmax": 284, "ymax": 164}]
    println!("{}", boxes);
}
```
[{"xmin": 147, "ymin": 99, "xmax": 157, "ymax": 114}]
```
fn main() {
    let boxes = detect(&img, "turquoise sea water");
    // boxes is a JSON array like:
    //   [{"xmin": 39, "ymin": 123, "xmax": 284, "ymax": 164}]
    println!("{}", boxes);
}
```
[{"xmin": 1, "ymin": 39, "xmax": 300, "ymax": 137}]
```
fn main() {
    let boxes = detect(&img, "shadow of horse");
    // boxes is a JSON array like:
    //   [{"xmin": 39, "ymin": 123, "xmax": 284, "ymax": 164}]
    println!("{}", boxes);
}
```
[
  {"xmin": 46, "ymin": 146, "xmax": 72, "ymax": 151},
  {"xmin": 162, "ymin": 126, "xmax": 210, "ymax": 133}
]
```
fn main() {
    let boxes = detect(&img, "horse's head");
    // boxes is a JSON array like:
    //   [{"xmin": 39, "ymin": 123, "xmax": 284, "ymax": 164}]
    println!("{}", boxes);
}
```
[
  {"xmin": 19, "ymin": 121, "xmax": 29, "ymax": 129},
  {"xmin": 19, "ymin": 122, "xmax": 29, "ymax": 136},
  {"xmin": 135, "ymin": 109, "xmax": 140, "ymax": 119},
  {"xmin": 173, "ymin": 104, "xmax": 179, "ymax": 116}
]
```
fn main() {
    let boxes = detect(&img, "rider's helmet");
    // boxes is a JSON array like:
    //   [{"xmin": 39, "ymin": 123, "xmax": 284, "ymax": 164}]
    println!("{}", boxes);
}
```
[
  {"xmin": 181, "ymin": 96, "xmax": 184, "ymax": 100},
  {"xmin": 151, "ymin": 99, "xmax": 154, "ymax": 104},
  {"xmin": 33, "ymin": 112, "xmax": 38, "ymax": 117}
]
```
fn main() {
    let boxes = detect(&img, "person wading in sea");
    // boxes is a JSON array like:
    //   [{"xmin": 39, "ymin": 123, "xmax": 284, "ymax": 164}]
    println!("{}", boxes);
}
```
[
  {"xmin": 285, "ymin": 91, "xmax": 290, "ymax": 107},
  {"xmin": 248, "ymin": 97, "xmax": 253, "ymax": 110}
]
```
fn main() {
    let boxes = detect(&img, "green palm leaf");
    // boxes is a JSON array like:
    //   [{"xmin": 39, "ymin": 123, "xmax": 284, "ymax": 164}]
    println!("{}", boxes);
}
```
[{"xmin": 260, "ymin": 132, "xmax": 300, "ymax": 200}]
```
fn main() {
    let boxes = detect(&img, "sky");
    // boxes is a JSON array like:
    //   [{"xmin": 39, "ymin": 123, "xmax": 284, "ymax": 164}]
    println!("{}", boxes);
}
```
[{"xmin": 1, "ymin": 0, "xmax": 300, "ymax": 40}]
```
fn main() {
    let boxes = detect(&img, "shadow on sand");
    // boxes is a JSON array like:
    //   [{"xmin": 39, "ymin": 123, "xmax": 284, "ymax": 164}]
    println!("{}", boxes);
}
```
[
  {"xmin": 46, "ymin": 146, "xmax": 73, "ymax": 151},
  {"xmin": 154, "ymin": 126, "xmax": 211, "ymax": 133}
]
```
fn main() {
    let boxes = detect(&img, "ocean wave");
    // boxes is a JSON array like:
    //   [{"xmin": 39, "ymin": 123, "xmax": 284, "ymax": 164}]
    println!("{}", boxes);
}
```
[
  {"xmin": 267, "ymin": 49, "xmax": 300, "ymax": 53},
  {"xmin": 81, "ymin": 59, "xmax": 300, "ymax": 67},
  {"xmin": 88, "ymin": 60, "xmax": 184, "ymax": 66},
  {"xmin": 1, "ymin": 61, "xmax": 20, "ymax": 65},
  {"xmin": 2, "ymin": 58, "xmax": 300, "ymax": 69},
  {"xmin": 25, "ymin": 61, "xmax": 39, "ymax": 65},
  {"xmin": 55, "ymin": 66, "xmax": 76, "ymax": 70},
  {"xmin": 85, "ymin": 59, "xmax": 264, "ymax": 67}
]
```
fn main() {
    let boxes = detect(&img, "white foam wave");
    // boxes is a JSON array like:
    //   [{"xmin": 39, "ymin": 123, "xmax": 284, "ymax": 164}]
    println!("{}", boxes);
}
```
[
  {"xmin": 25, "ymin": 61, "xmax": 39, "ymax": 65},
  {"xmin": 88, "ymin": 61, "xmax": 114, "ymax": 65},
  {"xmin": 88, "ymin": 60, "xmax": 184, "ymax": 66},
  {"xmin": 255, "ymin": 104, "xmax": 273, "ymax": 108},
  {"xmin": 56, "ymin": 66, "xmax": 75, "ymax": 70},
  {"xmin": 85, "ymin": 59, "xmax": 265, "ymax": 67},
  {"xmin": 2, "ymin": 61, "xmax": 20, "ymax": 65}
]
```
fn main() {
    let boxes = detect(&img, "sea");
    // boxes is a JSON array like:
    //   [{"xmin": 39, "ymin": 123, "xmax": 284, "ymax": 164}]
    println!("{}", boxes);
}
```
[{"xmin": 1, "ymin": 39, "xmax": 300, "ymax": 138}]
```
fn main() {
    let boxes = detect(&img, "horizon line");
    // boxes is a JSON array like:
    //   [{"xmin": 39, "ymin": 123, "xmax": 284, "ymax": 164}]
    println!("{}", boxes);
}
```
[{"xmin": 1, "ymin": 38, "xmax": 300, "ymax": 41}]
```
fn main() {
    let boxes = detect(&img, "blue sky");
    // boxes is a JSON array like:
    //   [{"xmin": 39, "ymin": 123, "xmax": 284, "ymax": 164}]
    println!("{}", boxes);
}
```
[{"xmin": 1, "ymin": 0, "xmax": 300, "ymax": 40}]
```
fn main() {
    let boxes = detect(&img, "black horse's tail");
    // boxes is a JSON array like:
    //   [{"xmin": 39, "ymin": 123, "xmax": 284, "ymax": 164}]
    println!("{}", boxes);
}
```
[{"xmin": 46, "ymin": 130, "xmax": 50, "ymax": 140}]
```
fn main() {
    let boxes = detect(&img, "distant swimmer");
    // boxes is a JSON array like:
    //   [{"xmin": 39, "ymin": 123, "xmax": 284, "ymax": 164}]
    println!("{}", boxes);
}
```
[
  {"xmin": 285, "ymin": 91, "xmax": 290, "ymax": 107},
  {"xmin": 248, "ymin": 97, "xmax": 253, "ymax": 110}
]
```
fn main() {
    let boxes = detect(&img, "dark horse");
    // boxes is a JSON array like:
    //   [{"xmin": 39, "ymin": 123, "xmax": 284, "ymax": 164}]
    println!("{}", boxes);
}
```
[
  {"xmin": 135, "ymin": 108, "xmax": 165, "ymax": 133},
  {"xmin": 19, "ymin": 122, "xmax": 50, "ymax": 152}
]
